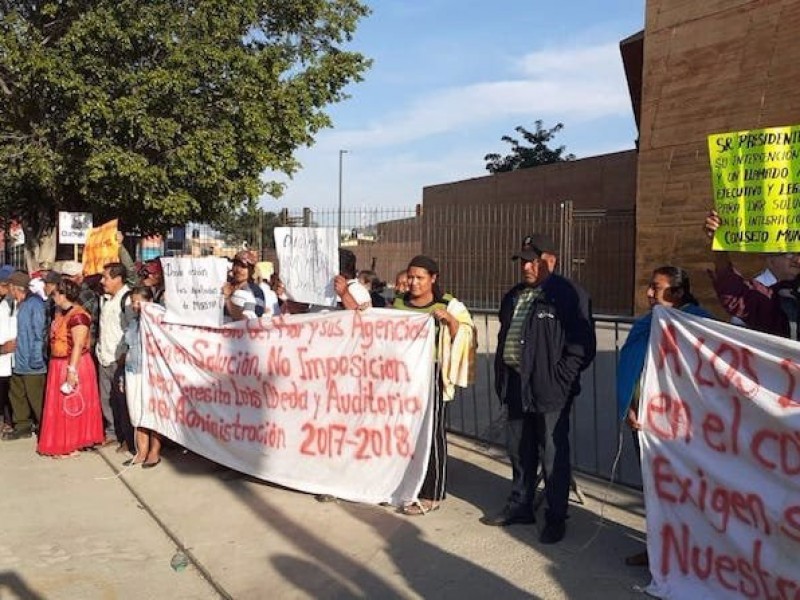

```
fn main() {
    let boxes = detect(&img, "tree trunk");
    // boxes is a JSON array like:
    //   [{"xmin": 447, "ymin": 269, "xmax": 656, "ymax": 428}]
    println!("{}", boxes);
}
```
[{"xmin": 23, "ymin": 225, "xmax": 57, "ymax": 272}]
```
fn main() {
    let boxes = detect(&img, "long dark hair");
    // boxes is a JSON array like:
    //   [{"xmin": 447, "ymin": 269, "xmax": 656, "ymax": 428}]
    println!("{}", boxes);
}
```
[
  {"xmin": 407, "ymin": 255, "xmax": 445, "ymax": 302},
  {"xmin": 652, "ymin": 266, "xmax": 698, "ymax": 306}
]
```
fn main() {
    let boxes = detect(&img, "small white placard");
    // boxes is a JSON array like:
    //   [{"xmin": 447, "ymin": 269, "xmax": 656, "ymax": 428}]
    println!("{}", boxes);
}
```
[
  {"xmin": 58, "ymin": 212, "xmax": 93, "ymax": 244},
  {"xmin": 161, "ymin": 257, "xmax": 230, "ymax": 327},
  {"xmin": 274, "ymin": 227, "xmax": 338, "ymax": 307}
]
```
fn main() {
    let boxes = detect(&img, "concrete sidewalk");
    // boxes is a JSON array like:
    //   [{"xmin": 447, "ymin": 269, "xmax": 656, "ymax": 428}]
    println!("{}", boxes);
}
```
[{"xmin": 0, "ymin": 435, "xmax": 651, "ymax": 599}]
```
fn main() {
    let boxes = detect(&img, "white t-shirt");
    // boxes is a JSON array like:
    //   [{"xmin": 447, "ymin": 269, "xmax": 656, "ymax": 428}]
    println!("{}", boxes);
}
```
[
  {"xmin": 230, "ymin": 288, "xmax": 258, "ymax": 320},
  {"xmin": 345, "ymin": 279, "xmax": 372, "ymax": 306},
  {"xmin": 258, "ymin": 283, "xmax": 280, "ymax": 317},
  {"xmin": 0, "ymin": 297, "xmax": 16, "ymax": 377}
]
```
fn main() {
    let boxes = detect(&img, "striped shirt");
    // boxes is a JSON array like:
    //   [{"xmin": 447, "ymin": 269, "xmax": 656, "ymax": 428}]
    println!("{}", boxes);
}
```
[{"xmin": 502, "ymin": 286, "xmax": 542, "ymax": 371}]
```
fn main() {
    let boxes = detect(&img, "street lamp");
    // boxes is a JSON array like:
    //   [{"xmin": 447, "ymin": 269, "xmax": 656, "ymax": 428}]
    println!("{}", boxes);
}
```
[{"xmin": 337, "ymin": 149, "xmax": 348, "ymax": 248}]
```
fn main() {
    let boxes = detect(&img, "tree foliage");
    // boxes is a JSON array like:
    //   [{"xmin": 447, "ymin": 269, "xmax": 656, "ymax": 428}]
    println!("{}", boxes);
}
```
[
  {"xmin": 215, "ymin": 201, "xmax": 284, "ymax": 251},
  {"xmin": 484, "ymin": 120, "xmax": 575, "ymax": 174},
  {"xmin": 0, "ymin": 0, "xmax": 371, "ymax": 255}
]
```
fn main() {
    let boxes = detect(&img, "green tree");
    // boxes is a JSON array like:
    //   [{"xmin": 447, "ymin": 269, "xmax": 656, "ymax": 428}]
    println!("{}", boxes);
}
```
[
  {"xmin": 484, "ymin": 120, "xmax": 575, "ymax": 174},
  {"xmin": 215, "ymin": 201, "xmax": 284, "ymax": 251},
  {"xmin": 0, "ymin": 0, "xmax": 371, "ymax": 265}
]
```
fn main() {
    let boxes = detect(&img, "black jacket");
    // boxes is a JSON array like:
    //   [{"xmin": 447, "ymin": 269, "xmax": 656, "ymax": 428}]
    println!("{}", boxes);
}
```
[{"xmin": 494, "ymin": 274, "xmax": 596, "ymax": 413}]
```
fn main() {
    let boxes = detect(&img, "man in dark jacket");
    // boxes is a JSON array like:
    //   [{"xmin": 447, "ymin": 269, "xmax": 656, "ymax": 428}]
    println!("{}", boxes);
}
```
[{"xmin": 482, "ymin": 235, "xmax": 595, "ymax": 544}]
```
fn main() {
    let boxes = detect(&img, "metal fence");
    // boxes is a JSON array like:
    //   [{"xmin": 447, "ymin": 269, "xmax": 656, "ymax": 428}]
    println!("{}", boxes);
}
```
[
  {"xmin": 0, "ymin": 244, "xmax": 28, "ymax": 270},
  {"xmin": 446, "ymin": 310, "xmax": 642, "ymax": 489},
  {"xmin": 250, "ymin": 202, "xmax": 634, "ymax": 315}
]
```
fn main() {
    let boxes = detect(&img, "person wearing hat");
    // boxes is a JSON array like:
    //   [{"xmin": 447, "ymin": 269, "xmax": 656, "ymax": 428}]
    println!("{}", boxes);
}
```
[
  {"xmin": 60, "ymin": 260, "xmax": 99, "ymax": 350},
  {"xmin": 1, "ymin": 271, "xmax": 47, "ymax": 441},
  {"xmin": 222, "ymin": 250, "xmax": 265, "ymax": 321},
  {"xmin": 141, "ymin": 258, "xmax": 165, "ymax": 305},
  {"xmin": 0, "ymin": 265, "xmax": 17, "ymax": 434},
  {"xmin": 482, "ymin": 234, "xmax": 596, "ymax": 544}
]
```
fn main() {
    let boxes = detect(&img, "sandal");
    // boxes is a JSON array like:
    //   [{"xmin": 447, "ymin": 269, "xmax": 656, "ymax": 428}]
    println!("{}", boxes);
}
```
[{"xmin": 401, "ymin": 499, "xmax": 441, "ymax": 516}]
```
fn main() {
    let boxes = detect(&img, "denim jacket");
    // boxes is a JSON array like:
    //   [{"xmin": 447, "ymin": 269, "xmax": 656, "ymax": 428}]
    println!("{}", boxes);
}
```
[{"xmin": 13, "ymin": 293, "xmax": 47, "ymax": 374}]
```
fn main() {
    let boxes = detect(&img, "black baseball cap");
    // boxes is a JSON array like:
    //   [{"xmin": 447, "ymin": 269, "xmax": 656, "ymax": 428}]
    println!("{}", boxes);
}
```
[{"xmin": 512, "ymin": 234, "xmax": 557, "ymax": 261}]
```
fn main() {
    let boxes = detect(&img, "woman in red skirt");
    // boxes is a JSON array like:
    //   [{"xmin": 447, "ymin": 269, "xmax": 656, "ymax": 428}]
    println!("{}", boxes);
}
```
[{"xmin": 38, "ymin": 279, "xmax": 104, "ymax": 456}]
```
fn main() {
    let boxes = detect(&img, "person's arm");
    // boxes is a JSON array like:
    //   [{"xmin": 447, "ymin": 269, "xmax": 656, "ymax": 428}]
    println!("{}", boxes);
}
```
[
  {"xmin": 432, "ymin": 307, "xmax": 459, "ymax": 339},
  {"xmin": 65, "ymin": 323, "xmax": 89, "ymax": 390},
  {"xmin": 704, "ymin": 209, "xmax": 785, "ymax": 334},
  {"xmin": 335, "ymin": 275, "xmax": 371, "ymax": 310},
  {"xmin": 554, "ymin": 284, "xmax": 596, "ymax": 389},
  {"xmin": 31, "ymin": 301, "xmax": 47, "ymax": 370},
  {"xmin": 116, "ymin": 232, "xmax": 138, "ymax": 287}
]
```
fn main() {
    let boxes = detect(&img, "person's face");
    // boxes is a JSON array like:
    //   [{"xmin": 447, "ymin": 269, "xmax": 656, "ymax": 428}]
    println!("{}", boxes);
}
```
[
  {"xmin": 101, "ymin": 269, "xmax": 122, "ymax": 295},
  {"xmin": 647, "ymin": 273, "xmax": 681, "ymax": 308},
  {"xmin": 0, "ymin": 282, "xmax": 8, "ymax": 298},
  {"xmin": 52, "ymin": 289, "xmax": 70, "ymax": 309},
  {"xmin": 130, "ymin": 293, "xmax": 149, "ymax": 315},
  {"xmin": 143, "ymin": 270, "xmax": 162, "ymax": 287},
  {"xmin": 10, "ymin": 285, "xmax": 25, "ymax": 302},
  {"xmin": 394, "ymin": 273, "xmax": 408, "ymax": 294},
  {"xmin": 231, "ymin": 260, "xmax": 250, "ymax": 284},
  {"xmin": 44, "ymin": 282, "xmax": 57, "ymax": 297},
  {"xmin": 407, "ymin": 267, "xmax": 435, "ymax": 300},
  {"xmin": 520, "ymin": 252, "xmax": 555, "ymax": 287},
  {"xmin": 765, "ymin": 253, "xmax": 800, "ymax": 282}
]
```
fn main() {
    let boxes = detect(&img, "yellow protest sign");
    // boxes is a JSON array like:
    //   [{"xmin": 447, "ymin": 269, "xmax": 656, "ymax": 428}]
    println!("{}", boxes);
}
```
[
  {"xmin": 82, "ymin": 219, "xmax": 119, "ymax": 275},
  {"xmin": 708, "ymin": 125, "xmax": 800, "ymax": 252}
]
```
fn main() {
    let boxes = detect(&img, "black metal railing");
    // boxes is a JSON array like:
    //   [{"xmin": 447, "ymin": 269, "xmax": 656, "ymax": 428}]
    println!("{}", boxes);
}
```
[{"xmin": 446, "ymin": 310, "xmax": 642, "ymax": 488}]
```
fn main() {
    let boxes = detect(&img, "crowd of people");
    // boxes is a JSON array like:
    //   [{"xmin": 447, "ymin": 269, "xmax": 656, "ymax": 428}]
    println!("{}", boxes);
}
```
[
  {"xmin": 0, "ymin": 244, "xmax": 477, "ymax": 498},
  {"xmin": 1, "ymin": 214, "xmax": 797, "ymax": 552}
]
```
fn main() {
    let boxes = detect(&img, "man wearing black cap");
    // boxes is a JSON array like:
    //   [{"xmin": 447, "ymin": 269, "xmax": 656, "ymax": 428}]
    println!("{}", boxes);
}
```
[{"xmin": 483, "ymin": 234, "xmax": 595, "ymax": 544}]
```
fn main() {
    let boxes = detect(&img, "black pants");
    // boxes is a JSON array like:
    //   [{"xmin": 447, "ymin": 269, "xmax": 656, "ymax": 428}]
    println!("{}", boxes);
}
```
[
  {"xmin": 419, "ymin": 378, "xmax": 447, "ymax": 502},
  {"xmin": 504, "ymin": 370, "xmax": 574, "ymax": 524},
  {"xmin": 0, "ymin": 375, "xmax": 12, "ymax": 427},
  {"xmin": 111, "ymin": 365, "xmax": 135, "ymax": 450}
]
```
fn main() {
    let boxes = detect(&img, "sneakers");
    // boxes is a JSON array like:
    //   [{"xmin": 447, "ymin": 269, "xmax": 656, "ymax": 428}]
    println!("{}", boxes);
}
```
[
  {"xmin": 539, "ymin": 520, "xmax": 566, "ymax": 544},
  {"xmin": 480, "ymin": 505, "xmax": 536, "ymax": 527}
]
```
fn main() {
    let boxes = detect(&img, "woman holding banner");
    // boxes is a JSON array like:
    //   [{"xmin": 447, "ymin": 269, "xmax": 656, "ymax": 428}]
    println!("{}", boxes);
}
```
[
  {"xmin": 392, "ymin": 255, "xmax": 475, "ymax": 515},
  {"xmin": 121, "ymin": 286, "xmax": 163, "ymax": 468},
  {"xmin": 37, "ymin": 280, "xmax": 104, "ymax": 456},
  {"xmin": 616, "ymin": 265, "xmax": 712, "ymax": 565}
]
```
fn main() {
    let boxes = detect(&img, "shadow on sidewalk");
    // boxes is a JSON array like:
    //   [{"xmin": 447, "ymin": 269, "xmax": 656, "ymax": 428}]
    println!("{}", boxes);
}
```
[
  {"xmin": 0, "ymin": 571, "xmax": 45, "ymax": 600},
  {"xmin": 445, "ymin": 452, "xmax": 651, "ymax": 599}
]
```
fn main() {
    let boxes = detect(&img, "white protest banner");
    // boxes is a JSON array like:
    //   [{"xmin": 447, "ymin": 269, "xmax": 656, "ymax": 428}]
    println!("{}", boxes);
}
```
[
  {"xmin": 161, "ymin": 256, "xmax": 230, "ymax": 328},
  {"xmin": 640, "ymin": 306, "xmax": 800, "ymax": 600},
  {"xmin": 58, "ymin": 211, "xmax": 93, "ymax": 244},
  {"xmin": 274, "ymin": 227, "xmax": 338, "ymax": 306},
  {"xmin": 138, "ymin": 304, "xmax": 435, "ymax": 504}
]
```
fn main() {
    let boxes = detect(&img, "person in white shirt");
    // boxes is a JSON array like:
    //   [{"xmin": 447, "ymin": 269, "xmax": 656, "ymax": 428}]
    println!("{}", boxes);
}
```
[
  {"xmin": 0, "ymin": 266, "xmax": 17, "ymax": 434},
  {"xmin": 96, "ymin": 262, "xmax": 131, "ymax": 448},
  {"xmin": 334, "ymin": 249, "xmax": 371, "ymax": 310}
]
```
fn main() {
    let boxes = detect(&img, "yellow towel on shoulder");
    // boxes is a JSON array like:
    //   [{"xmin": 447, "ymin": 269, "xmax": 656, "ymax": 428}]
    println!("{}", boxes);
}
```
[{"xmin": 438, "ymin": 298, "xmax": 477, "ymax": 401}]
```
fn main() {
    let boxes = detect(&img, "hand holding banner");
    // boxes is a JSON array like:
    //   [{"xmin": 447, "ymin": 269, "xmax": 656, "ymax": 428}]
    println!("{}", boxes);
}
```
[
  {"xmin": 708, "ymin": 125, "xmax": 800, "ymax": 252},
  {"xmin": 82, "ymin": 219, "xmax": 119, "ymax": 275},
  {"xmin": 641, "ymin": 306, "xmax": 800, "ymax": 599},
  {"xmin": 139, "ymin": 305, "xmax": 435, "ymax": 505}
]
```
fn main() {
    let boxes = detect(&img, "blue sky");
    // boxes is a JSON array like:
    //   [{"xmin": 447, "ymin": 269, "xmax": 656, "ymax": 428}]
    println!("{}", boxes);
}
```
[{"xmin": 266, "ymin": 0, "xmax": 645, "ymax": 211}]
